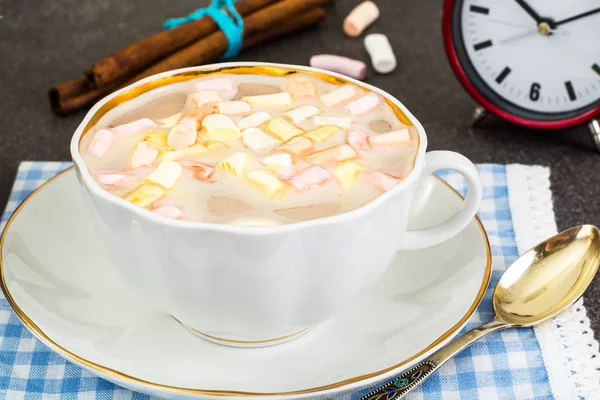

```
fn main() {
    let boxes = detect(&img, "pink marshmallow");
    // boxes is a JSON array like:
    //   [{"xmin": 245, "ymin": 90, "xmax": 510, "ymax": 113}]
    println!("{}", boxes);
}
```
[
  {"xmin": 347, "ymin": 131, "xmax": 371, "ymax": 151},
  {"xmin": 111, "ymin": 119, "xmax": 157, "ymax": 136},
  {"xmin": 95, "ymin": 173, "xmax": 127, "ymax": 185},
  {"xmin": 180, "ymin": 160, "xmax": 215, "ymax": 182},
  {"xmin": 152, "ymin": 205, "xmax": 184, "ymax": 219},
  {"xmin": 345, "ymin": 92, "xmax": 380, "ymax": 115},
  {"xmin": 192, "ymin": 78, "xmax": 237, "ymax": 93},
  {"xmin": 288, "ymin": 166, "xmax": 332, "ymax": 192},
  {"xmin": 131, "ymin": 142, "xmax": 158, "ymax": 169},
  {"xmin": 86, "ymin": 129, "xmax": 114, "ymax": 157},
  {"xmin": 371, "ymin": 171, "xmax": 402, "ymax": 191},
  {"xmin": 212, "ymin": 101, "xmax": 252, "ymax": 115},
  {"xmin": 309, "ymin": 55, "xmax": 367, "ymax": 80}
]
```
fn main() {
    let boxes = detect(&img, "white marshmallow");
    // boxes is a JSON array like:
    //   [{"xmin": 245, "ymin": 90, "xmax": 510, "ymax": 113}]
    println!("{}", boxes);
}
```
[
  {"xmin": 192, "ymin": 78, "xmax": 237, "ymax": 93},
  {"xmin": 145, "ymin": 160, "xmax": 183, "ymax": 189},
  {"xmin": 364, "ymin": 34, "xmax": 397, "ymax": 74},
  {"xmin": 237, "ymin": 112, "xmax": 272, "ymax": 130},
  {"xmin": 131, "ymin": 142, "xmax": 159, "ymax": 168},
  {"xmin": 190, "ymin": 91, "xmax": 222, "ymax": 108},
  {"xmin": 242, "ymin": 128, "xmax": 282, "ymax": 153},
  {"xmin": 284, "ymin": 105, "xmax": 321, "ymax": 124},
  {"xmin": 319, "ymin": 86, "xmax": 358, "ymax": 108}
]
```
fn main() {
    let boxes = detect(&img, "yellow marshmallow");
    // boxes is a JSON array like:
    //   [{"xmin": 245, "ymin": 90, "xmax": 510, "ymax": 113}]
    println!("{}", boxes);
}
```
[
  {"xmin": 247, "ymin": 170, "xmax": 286, "ymax": 196},
  {"xmin": 144, "ymin": 131, "xmax": 170, "ymax": 149},
  {"xmin": 267, "ymin": 117, "xmax": 304, "ymax": 141},
  {"xmin": 304, "ymin": 126, "xmax": 341, "ymax": 142},
  {"xmin": 334, "ymin": 161, "xmax": 363, "ymax": 188},
  {"xmin": 124, "ymin": 183, "xmax": 166, "ymax": 208},
  {"xmin": 217, "ymin": 152, "xmax": 253, "ymax": 177},
  {"xmin": 276, "ymin": 137, "xmax": 313, "ymax": 155},
  {"xmin": 242, "ymin": 92, "xmax": 292, "ymax": 108},
  {"xmin": 144, "ymin": 160, "xmax": 183, "ymax": 189},
  {"xmin": 206, "ymin": 141, "xmax": 228, "ymax": 152},
  {"xmin": 160, "ymin": 144, "xmax": 208, "ymax": 161},
  {"xmin": 201, "ymin": 114, "xmax": 241, "ymax": 141}
]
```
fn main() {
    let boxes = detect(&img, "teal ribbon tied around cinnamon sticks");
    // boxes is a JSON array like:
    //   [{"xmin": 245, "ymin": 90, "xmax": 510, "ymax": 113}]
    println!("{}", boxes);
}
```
[{"xmin": 164, "ymin": 0, "xmax": 243, "ymax": 59}]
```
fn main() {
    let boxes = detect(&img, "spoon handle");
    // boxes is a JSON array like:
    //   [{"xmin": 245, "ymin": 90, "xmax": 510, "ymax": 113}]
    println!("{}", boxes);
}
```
[{"xmin": 359, "ymin": 320, "xmax": 507, "ymax": 399}]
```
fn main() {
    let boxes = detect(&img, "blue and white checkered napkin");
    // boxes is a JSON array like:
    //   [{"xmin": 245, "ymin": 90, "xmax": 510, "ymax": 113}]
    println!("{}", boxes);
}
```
[{"xmin": 1, "ymin": 162, "xmax": 599, "ymax": 399}]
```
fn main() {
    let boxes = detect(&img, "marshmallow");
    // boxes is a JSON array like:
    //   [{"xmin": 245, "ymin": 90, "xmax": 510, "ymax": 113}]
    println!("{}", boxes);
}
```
[
  {"xmin": 247, "ymin": 170, "xmax": 286, "ymax": 196},
  {"xmin": 191, "ymin": 91, "xmax": 222, "ymax": 108},
  {"xmin": 217, "ymin": 152, "xmax": 253, "ymax": 177},
  {"xmin": 309, "ymin": 55, "xmax": 367, "ymax": 80},
  {"xmin": 242, "ymin": 128, "xmax": 282, "ymax": 153},
  {"xmin": 312, "ymin": 116, "xmax": 352, "ymax": 128},
  {"xmin": 193, "ymin": 78, "xmax": 237, "ymax": 93},
  {"xmin": 237, "ymin": 112, "xmax": 272, "ymax": 130},
  {"xmin": 131, "ymin": 142, "xmax": 159, "ymax": 169},
  {"xmin": 288, "ymin": 77, "xmax": 317, "ymax": 99},
  {"xmin": 243, "ymin": 92, "xmax": 293, "ymax": 108},
  {"xmin": 202, "ymin": 114, "xmax": 241, "ymax": 141},
  {"xmin": 144, "ymin": 131, "xmax": 169, "ymax": 149},
  {"xmin": 160, "ymin": 144, "xmax": 208, "ymax": 161},
  {"xmin": 86, "ymin": 129, "xmax": 113, "ymax": 157},
  {"xmin": 144, "ymin": 160, "xmax": 183, "ymax": 189},
  {"xmin": 124, "ymin": 183, "xmax": 166, "ymax": 208},
  {"xmin": 168, "ymin": 118, "xmax": 197, "ymax": 149},
  {"xmin": 205, "ymin": 141, "xmax": 228, "ymax": 152},
  {"xmin": 343, "ymin": 1, "xmax": 380, "ymax": 37},
  {"xmin": 345, "ymin": 92, "xmax": 381, "ymax": 115},
  {"xmin": 347, "ymin": 131, "xmax": 371, "ymax": 151},
  {"xmin": 276, "ymin": 137, "xmax": 313, "ymax": 155},
  {"xmin": 369, "ymin": 129, "xmax": 411, "ymax": 145},
  {"xmin": 112, "ymin": 119, "xmax": 158, "ymax": 136},
  {"xmin": 155, "ymin": 112, "xmax": 183, "ymax": 128},
  {"xmin": 308, "ymin": 144, "xmax": 357, "ymax": 165},
  {"xmin": 267, "ymin": 117, "xmax": 304, "ymax": 141},
  {"xmin": 319, "ymin": 85, "xmax": 358, "ymax": 108},
  {"xmin": 152, "ymin": 205, "xmax": 184, "ymax": 220},
  {"xmin": 370, "ymin": 171, "xmax": 402, "ymax": 191},
  {"xmin": 334, "ymin": 161, "xmax": 363, "ymax": 188},
  {"xmin": 304, "ymin": 126, "xmax": 341, "ymax": 143},
  {"xmin": 288, "ymin": 166, "xmax": 332, "ymax": 191},
  {"xmin": 284, "ymin": 105, "xmax": 321, "ymax": 124},
  {"xmin": 95, "ymin": 173, "xmax": 127, "ymax": 186},
  {"xmin": 261, "ymin": 153, "xmax": 295, "ymax": 179},
  {"xmin": 211, "ymin": 101, "xmax": 252, "ymax": 115},
  {"xmin": 180, "ymin": 160, "xmax": 215, "ymax": 182},
  {"xmin": 364, "ymin": 33, "xmax": 397, "ymax": 74}
]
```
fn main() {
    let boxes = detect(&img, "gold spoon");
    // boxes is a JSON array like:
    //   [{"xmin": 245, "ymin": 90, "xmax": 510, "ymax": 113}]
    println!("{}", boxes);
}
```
[{"xmin": 361, "ymin": 225, "xmax": 600, "ymax": 400}]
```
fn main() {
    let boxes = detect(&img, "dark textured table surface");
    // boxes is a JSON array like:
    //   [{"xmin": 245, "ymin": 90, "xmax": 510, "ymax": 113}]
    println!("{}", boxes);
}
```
[{"xmin": 1, "ymin": 0, "xmax": 599, "ymax": 340}]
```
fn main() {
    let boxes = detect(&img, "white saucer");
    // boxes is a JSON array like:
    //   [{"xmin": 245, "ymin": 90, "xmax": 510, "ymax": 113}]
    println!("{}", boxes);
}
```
[{"xmin": 0, "ymin": 168, "xmax": 490, "ymax": 399}]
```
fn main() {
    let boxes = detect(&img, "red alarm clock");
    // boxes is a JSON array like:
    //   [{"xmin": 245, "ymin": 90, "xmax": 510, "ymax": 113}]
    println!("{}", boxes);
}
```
[{"xmin": 442, "ymin": 0, "xmax": 600, "ymax": 141}]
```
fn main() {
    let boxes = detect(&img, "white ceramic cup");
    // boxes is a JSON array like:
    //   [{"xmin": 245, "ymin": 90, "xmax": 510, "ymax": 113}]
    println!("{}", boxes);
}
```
[{"xmin": 70, "ymin": 62, "xmax": 482, "ymax": 347}]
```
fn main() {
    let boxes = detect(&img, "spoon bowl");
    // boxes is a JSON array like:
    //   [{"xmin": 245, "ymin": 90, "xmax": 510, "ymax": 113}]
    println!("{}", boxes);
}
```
[{"xmin": 494, "ymin": 225, "xmax": 600, "ymax": 326}]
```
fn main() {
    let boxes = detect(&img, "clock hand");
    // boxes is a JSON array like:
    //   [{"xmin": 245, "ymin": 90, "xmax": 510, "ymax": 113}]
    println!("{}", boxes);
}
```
[
  {"xmin": 513, "ymin": 0, "xmax": 543, "ymax": 23},
  {"xmin": 489, "ymin": 19, "xmax": 541, "ymax": 30},
  {"xmin": 555, "ymin": 7, "xmax": 600, "ymax": 26}
]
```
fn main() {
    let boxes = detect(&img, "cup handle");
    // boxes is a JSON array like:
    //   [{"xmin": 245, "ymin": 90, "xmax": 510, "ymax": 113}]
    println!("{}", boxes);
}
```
[{"xmin": 398, "ymin": 151, "xmax": 482, "ymax": 251}]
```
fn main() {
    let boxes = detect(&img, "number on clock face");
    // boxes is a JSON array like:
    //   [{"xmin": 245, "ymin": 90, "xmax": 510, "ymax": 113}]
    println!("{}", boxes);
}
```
[{"xmin": 460, "ymin": 0, "xmax": 600, "ymax": 114}]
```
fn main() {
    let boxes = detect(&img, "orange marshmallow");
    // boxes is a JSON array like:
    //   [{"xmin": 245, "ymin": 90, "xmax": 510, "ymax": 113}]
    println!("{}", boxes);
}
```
[
  {"xmin": 343, "ymin": 1, "xmax": 380, "ymax": 38},
  {"xmin": 347, "ymin": 131, "xmax": 371, "ymax": 151},
  {"xmin": 180, "ymin": 160, "xmax": 215, "ymax": 182},
  {"xmin": 276, "ymin": 137, "xmax": 313, "ymax": 155},
  {"xmin": 287, "ymin": 77, "xmax": 317, "ymax": 99},
  {"xmin": 267, "ymin": 117, "xmax": 304, "ymax": 141}
]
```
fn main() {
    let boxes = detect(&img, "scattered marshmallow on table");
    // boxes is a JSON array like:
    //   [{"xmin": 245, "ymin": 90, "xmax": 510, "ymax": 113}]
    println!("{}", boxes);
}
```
[
  {"xmin": 364, "ymin": 33, "xmax": 397, "ymax": 74},
  {"xmin": 309, "ymin": 55, "xmax": 367, "ymax": 80},
  {"xmin": 346, "ymin": 92, "xmax": 381, "ymax": 115},
  {"xmin": 344, "ymin": 1, "xmax": 380, "ymax": 37}
]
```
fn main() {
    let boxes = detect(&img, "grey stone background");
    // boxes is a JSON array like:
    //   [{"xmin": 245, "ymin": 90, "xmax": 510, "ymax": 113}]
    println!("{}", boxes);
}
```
[{"xmin": 1, "ymin": 0, "xmax": 599, "ymax": 343}]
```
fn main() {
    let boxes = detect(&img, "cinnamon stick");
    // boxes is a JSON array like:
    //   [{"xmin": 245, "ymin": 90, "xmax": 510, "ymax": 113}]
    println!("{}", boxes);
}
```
[
  {"xmin": 128, "ymin": 0, "xmax": 330, "ymax": 83},
  {"xmin": 49, "ymin": 7, "xmax": 326, "ymax": 115},
  {"xmin": 86, "ymin": 0, "xmax": 279, "ymax": 88}
]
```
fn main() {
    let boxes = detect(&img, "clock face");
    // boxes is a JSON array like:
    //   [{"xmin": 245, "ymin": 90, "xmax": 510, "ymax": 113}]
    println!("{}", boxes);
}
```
[{"xmin": 448, "ymin": 0, "xmax": 600, "ymax": 125}]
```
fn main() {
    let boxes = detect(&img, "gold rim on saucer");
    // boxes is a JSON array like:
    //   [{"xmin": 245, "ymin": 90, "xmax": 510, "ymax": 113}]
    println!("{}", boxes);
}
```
[{"xmin": 0, "ymin": 167, "xmax": 492, "ymax": 397}]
